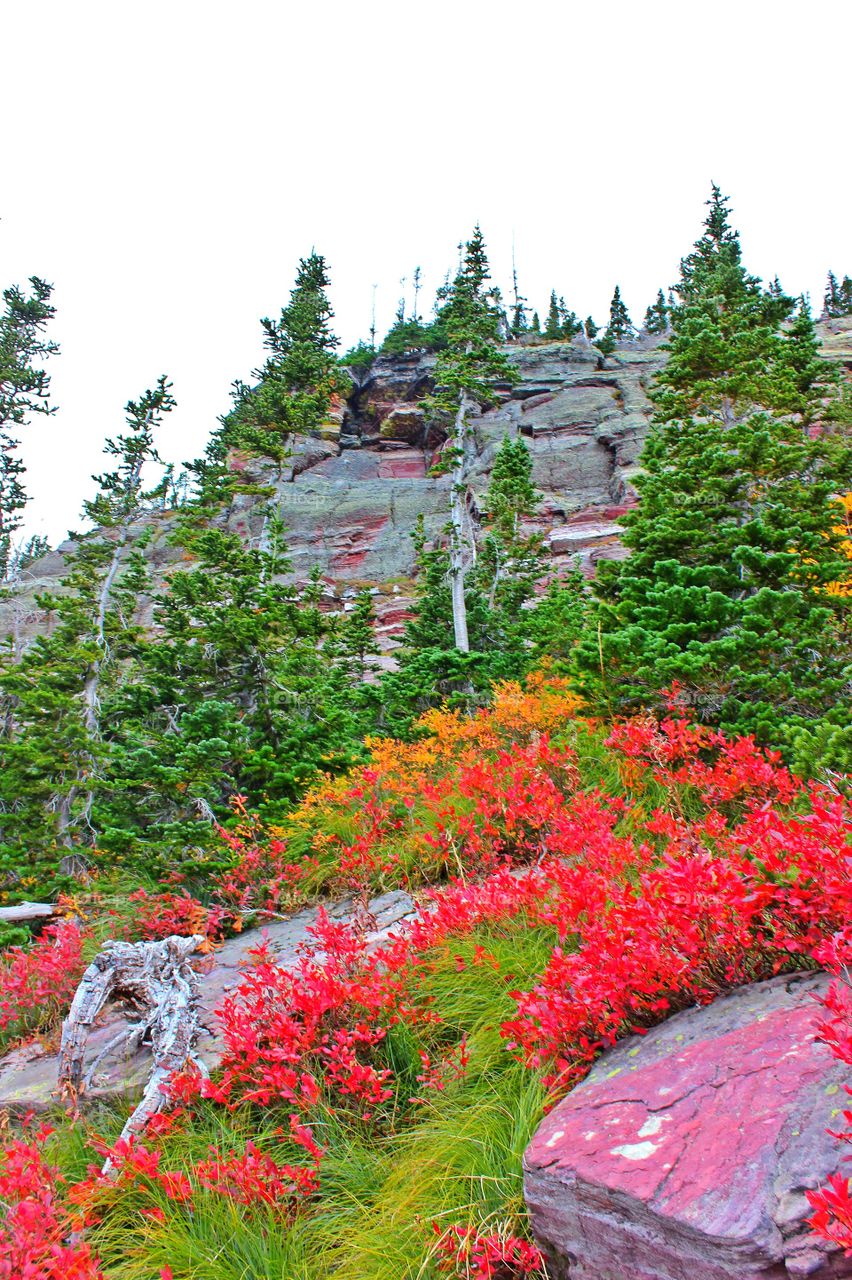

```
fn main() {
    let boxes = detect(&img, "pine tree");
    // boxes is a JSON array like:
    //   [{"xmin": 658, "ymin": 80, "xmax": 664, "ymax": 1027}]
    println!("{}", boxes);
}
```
[
  {"xmin": 579, "ymin": 186, "xmax": 852, "ymax": 772},
  {"xmin": 383, "ymin": 437, "xmax": 547, "ymax": 730},
  {"xmin": 510, "ymin": 252, "xmax": 528, "ymax": 336},
  {"xmin": 0, "ymin": 278, "xmax": 58, "ymax": 579},
  {"xmin": 473, "ymin": 435, "xmax": 546, "ymax": 650},
  {"xmin": 643, "ymin": 288, "xmax": 669, "ymax": 335},
  {"xmin": 598, "ymin": 285, "xmax": 634, "ymax": 354},
  {"xmin": 338, "ymin": 588, "xmax": 381, "ymax": 680},
  {"xmin": 426, "ymin": 226, "xmax": 519, "ymax": 652},
  {"xmin": 825, "ymin": 270, "xmax": 852, "ymax": 318},
  {"xmin": 558, "ymin": 298, "xmax": 582, "ymax": 339},
  {"xmin": 219, "ymin": 252, "xmax": 339, "ymax": 473},
  {"xmin": 841, "ymin": 275, "xmax": 852, "ymax": 315},
  {"xmin": 584, "ymin": 315, "xmax": 599, "ymax": 341},
  {"xmin": 544, "ymin": 290, "xmax": 562, "ymax": 340},
  {"xmin": 531, "ymin": 311, "xmax": 541, "ymax": 335},
  {"xmin": 766, "ymin": 275, "xmax": 796, "ymax": 324},
  {"xmin": 824, "ymin": 271, "xmax": 841, "ymax": 317},
  {"xmin": 103, "ymin": 514, "xmax": 365, "ymax": 866},
  {"xmin": 0, "ymin": 379, "xmax": 174, "ymax": 888}
]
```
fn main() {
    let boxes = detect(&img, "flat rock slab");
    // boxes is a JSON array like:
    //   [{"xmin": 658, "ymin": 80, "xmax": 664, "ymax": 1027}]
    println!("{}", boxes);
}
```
[
  {"xmin": 524, "ymin": 972, "xmax": 851, "ymax": 1280},
  {"xmin": 0, "ymin": 889, "xmax": 415, "ymax": 1112}
]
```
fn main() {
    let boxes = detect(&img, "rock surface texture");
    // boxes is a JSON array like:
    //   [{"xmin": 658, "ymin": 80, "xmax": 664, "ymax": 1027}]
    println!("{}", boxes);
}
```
[
  {"xmin": 0, "ymin": 336, "xmax": 663, "ymax": 648},
  {"xmin": 4, "ymin": 318, "xmax": 850, "ymax": 653},
  {"xmin": 0, "ymin": 889, "xmax": 415, "ymax": 1111},
  {"xmin": 524, "ymin": 972, "xmax": 851, "ymax": 1280}
]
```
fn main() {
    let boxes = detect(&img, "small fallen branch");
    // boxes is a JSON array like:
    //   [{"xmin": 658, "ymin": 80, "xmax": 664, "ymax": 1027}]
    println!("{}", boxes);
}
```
[
  {"xmin": 0, "ymin": 901, "xmax": 57, "ymax": 924},
  {"xmin": 58, "ymin": 934, "xmax": 207, "ymax": 1171}
]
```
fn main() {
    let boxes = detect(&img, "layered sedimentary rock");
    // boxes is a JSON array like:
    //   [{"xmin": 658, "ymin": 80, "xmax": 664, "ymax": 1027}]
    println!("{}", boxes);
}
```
[
  {"xmin": 524, "ymin": 972, "xmax": 851, "ymax": 1280},
  {"xmin": 5, "ymin": 318, "xmax": 849, "ymax": 651}
]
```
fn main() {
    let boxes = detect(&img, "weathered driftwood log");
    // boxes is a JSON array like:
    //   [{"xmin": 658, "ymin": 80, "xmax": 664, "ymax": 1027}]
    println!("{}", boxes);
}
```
[
  {"xmin": 0, "ymin": 901, "xmax": 57, "ymax": 924},
  {"xmin": 58, "ymin": 934, "xmax": 206, "ymax": 1169}
]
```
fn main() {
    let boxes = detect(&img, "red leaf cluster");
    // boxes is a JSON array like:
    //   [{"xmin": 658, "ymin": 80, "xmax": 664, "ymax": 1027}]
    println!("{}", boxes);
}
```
[
  {"xmin": 0, "ymin": 1126, "xmax": 104, "ymax": 1280},
  {"xmin": 0, "ymin": 919, "xmax": 86, "ymax": 1039}
]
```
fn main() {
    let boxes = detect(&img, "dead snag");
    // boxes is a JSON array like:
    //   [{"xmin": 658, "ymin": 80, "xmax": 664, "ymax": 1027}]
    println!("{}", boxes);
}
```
[{"xmin": 58, "ymin": 934, "xmax": 207, "ymax": 1168}]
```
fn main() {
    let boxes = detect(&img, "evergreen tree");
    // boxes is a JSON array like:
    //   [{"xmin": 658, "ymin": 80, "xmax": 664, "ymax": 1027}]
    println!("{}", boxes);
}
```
[
  {"xmin": 842, "ymin": 276, "xmax": 852, "ymax": 315},
  {"xmin": 0, "ymin": 379, "xmax": 174, "ymax": 888},
  {"xmin": 219, "ymin": 252, "xmax": 339, "ymax": 473},
  {"xmin": 824, "ymin": 271, "xmax": 840, "ymax": 317},
  {"xmin": 584, "ymin": 315, "xmax": 599, "ymax": 341},
  {"xmin": 558, "ymin": 298, "xmax": 582, "ymax": 339},
  {"xmin": 544, "ymin": 290, "xmax": 562, "ymax": 340},
  {"xmin": 337, "ymin": 588, "xmax": 381, "ymax": 681},
  {"xmin": 426, "ymin": 226, "xmax": 519, "ymax": 652},
  {"xmin": 472, "ymin": 435, "xmax": 546, "ymax": 652},
  {"xmin": 382, "ymin": 436, "xmax": 548, "ymax": 730},
  {"xmin": 598, "ymin": 285, "xmax": 634, "ymax": 354},
  {"xmin": 0, "ymin": 278, "xmax": 58, "ymax": 579},
  {"xmin": 643, "ymin": 288, "xmax": 669, "ymax": 335},
  {"xmin": 766, "ymin": 275, "xmax": 796, "ymax": 324},
  {"xmin": 102, "ymin": 516, "xmax": 365, "ymax": 866},
  {"xmin": 824, "ymin": 270, "xmax": 852, "ymax": 318},
  {"xmin": 578, "ymin": 186, "xmax": 852, "ymax": 772},
  {"xmin": 510, "ymin": 254, "xmax": 528, "ymax": 336},
  {"xmin": 530, "ymin": 311, "xmax": 541, "ymax": 335}
]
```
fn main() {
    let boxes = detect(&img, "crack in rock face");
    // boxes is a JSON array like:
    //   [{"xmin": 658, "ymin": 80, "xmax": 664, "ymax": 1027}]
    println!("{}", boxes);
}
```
[{"xmin": 523, "ymin": 973, "xmax": 852, "ymax": 1280}]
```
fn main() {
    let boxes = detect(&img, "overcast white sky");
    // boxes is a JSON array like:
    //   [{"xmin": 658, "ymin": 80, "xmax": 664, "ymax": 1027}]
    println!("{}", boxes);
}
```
[{"xmin": 2, "ymin": 0, "xmax": 850, "ymax": 545}]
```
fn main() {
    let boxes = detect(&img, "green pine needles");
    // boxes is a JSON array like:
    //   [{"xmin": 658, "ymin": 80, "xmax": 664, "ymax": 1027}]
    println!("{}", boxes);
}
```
[{"xmin": 579, "ymin": 186, "xmax": 852, "ymax": 773}]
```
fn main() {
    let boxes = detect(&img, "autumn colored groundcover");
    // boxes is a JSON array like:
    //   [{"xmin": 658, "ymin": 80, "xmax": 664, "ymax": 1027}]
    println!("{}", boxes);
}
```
[{"xmin": 1, "ymin": 680, "xmax": 849, "ymax": 1278}]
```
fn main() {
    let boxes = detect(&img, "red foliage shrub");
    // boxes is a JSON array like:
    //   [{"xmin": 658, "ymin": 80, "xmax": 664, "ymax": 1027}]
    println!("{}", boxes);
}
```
[
  {"xmin": 807, "ymin": 927, "xmax": 852, "ymax": 1255},
  {"xmin": 0, "ymin": 1126, "xmax": 104, "ymax": 1280},
  {"xmin": 434, "ymin": 1223, "xmax": 544, "ymax": 1278},
  {"xmin": 0, "ymin": 919, "xmax": 87, "ymax": 1040},
  {"xmin": 3, "ymin": 688, "xmax": 849, "ymax": 1269},
  {"xmin": 195, "ymin": 1136, "xmax": 319, "ymax": 1210}
]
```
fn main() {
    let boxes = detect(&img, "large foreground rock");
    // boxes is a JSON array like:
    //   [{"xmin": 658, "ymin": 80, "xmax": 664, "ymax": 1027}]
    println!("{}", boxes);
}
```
[{"xmin": 524, "ymin": 972, "xmax": 850, "ymax": 1279}]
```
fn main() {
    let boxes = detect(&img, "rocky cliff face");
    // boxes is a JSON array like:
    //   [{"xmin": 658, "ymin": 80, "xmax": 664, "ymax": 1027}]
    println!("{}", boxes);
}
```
[
  {"xmin": 241, "ymin": 333, "xmax": 665, "ymax": 584},
  {"xmin": 6, "ymin": 319, "xmax": 851, "ymax": 655}
]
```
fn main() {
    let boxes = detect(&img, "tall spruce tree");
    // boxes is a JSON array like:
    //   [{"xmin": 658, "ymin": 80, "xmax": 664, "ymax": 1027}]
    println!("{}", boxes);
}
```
[
  {"xmin": 472, "ymin": 434, "xmax": 547, "ymax": 651},
  {"xmin": 0, "ymin": 379, "xmax": 173, "ymax": 888},
  {"xmin": 578, "ymin": 186, "xmax": 852, "ymax": 772},
  {"xmin": 643, "ymin": 288, "xmax": 669, "ymax": 335},
  {"xmin": 218, "ymin": 252, "xmax": 339, "ymax": 474},
  {"xmin": 101, "ymin": 516, "xmax": 366, "ymax": 867},
  {"xmin": 544, "ymin": 290, "xmax": 562, "ymax": 340},
  {"xmin": 558, "ymin": 298, "xmax": 582, "ymax": 339},
  {"xmin": 0, "ymin": 277, "xmax": 58, "ymax": 578},
  {"xmin": 824, "ymin": 270, "xmax": 852, "ymax": 318},
  {"xmin": 598, "ymin": 285, "xmax": 635, "ymax": 354}
]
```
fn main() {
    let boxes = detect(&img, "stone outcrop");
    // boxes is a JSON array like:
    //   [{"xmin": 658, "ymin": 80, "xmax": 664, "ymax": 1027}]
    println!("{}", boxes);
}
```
[
  {"xmin": 4, "ymin": 319, "xmax": 849, "ymax": 651},
  {"xmin": 0, "ymin": 889, "xmax": 415, "ymax": 1112},
  {"xmin": 524, "ymin": 972, "xmax": 851, "ymax": 1280}
]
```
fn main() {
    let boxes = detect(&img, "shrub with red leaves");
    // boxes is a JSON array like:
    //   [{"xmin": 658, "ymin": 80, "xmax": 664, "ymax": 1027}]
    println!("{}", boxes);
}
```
[
  {"xmin": 2, "ymin": 692, "xmax": 849, "ymax": 1272},
  {"xmin": 195, "ymin": 1136, "xmax": 319, "ymax": 1210},
  {"xmin": 807, "ymin": 927, "xmax": 852, "ymax": 1256},
  {"xmin": 434, "ymin": 1223, "xmax": 544, "ymax": 1279},
  {"xmin": 0, "ymin": 919, "xmax": 87, "ymax": 1042},
  {"xmin": 0, "ymin": 1127, "xmax": 104, "ymax": 1280}
]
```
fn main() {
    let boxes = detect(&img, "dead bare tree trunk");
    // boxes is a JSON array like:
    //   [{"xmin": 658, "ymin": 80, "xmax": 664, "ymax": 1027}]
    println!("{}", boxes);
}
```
[
  {"xmin": 449, "ymin": 389, "xmax": 474, "ymax": 652},
  {"xmin": 58, "ymin": 934, "xmax": 206, "ymax": 1171}
]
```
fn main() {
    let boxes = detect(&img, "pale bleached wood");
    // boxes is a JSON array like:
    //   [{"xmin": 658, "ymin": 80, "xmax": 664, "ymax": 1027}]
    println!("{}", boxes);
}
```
[
  {"xmin": 58, "ymin": 933, "xmax": 207, "ymax": 1171},
  {"xmin": 0, "ymin": 901, "xmax": 57, "ymax": 923}
]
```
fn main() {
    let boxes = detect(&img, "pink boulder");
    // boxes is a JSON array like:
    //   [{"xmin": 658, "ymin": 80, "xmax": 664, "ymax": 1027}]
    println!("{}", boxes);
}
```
[{"xmin": 524, "ymin": 972, "xmax": 850, "ymax": 1279}]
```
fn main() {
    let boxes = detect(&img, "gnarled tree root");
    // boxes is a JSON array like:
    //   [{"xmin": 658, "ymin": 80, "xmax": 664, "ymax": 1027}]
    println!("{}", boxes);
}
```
[{"xmin": 58, "ymin": 934, "xmax": 207, "ymax": 1171}]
